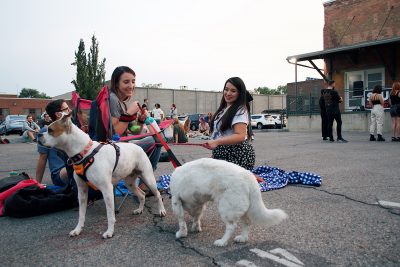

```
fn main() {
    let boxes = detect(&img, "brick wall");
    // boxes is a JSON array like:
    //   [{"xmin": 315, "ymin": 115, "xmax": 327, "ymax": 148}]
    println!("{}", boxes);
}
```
[{"xmin": 323, "ymin": 0, "xmax": 400, "ymax": 49}]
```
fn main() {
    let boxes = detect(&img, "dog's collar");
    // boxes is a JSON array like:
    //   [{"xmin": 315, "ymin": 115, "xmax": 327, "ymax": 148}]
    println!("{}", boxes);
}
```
[{"xmin": 70, "ymin": 140, "xmax": 94, "ymax": 163}]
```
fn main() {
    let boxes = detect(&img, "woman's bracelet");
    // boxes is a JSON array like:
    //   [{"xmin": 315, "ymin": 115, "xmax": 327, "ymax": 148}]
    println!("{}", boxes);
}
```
[{"xmin": 119, "ymin": 113, "xmax": 137, "ymax": 122}]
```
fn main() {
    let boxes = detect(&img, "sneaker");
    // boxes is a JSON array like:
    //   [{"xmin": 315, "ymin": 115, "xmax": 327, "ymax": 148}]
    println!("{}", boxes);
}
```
[
  {"xmin": 322, "ymin": 137, "xmax": 328, "ymax": 141},
  {"xmin": 337, "ymin": 138, "xmax": 348, "ymax": 143},
  {"xmin": 329, "ymin": 138, "xmax": 334, "ymax": 142}
]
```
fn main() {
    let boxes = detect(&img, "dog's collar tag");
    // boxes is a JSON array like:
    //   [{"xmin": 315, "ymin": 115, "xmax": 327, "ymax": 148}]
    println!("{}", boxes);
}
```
[{"xmin": 70, "ymin": 140, "xmax": 94, "ymax": 163}]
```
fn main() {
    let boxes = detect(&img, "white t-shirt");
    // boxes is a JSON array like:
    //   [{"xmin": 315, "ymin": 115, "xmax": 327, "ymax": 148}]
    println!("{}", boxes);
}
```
[
  {"xmin": 211, "ymin": 106, "xmax": 249, "ymax": 140},
  {"xmin": 152, "ymin": 108, "xmax": 164, "ymax": 120}
]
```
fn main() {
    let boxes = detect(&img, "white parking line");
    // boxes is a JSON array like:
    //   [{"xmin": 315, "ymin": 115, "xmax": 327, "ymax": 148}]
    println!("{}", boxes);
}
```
[
  {"xmin": 250, "ymin": 248, "xmax": 304, "ymax": 267},
  {"xmin": 377, "ymin": 200, "xmax": 400, "ymax": 208},
  {"xmin": 236, "ymin": 259, "xmax": 258, "ymax": 267}
]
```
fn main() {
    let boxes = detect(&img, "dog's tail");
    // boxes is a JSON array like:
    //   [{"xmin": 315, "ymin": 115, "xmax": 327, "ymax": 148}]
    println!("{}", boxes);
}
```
[{"xmin": 248, "ymin": 190, "xmax": 288, "ymax": 226}]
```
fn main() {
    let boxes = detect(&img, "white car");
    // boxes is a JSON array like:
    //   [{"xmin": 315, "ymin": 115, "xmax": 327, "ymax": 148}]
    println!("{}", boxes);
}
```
[{"xmin": 251, "ymin": 114, "xmax": 276, "ymax": 129}]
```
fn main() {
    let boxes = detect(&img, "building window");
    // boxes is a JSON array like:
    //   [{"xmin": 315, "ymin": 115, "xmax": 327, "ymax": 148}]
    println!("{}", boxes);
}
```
[
  {"xmin": 344, "ymin": 68, "xmax": 384, "ymax": 111},
  {"xmin": 23, "ymin": 108, "xmax": 42, "ymax": 119}
]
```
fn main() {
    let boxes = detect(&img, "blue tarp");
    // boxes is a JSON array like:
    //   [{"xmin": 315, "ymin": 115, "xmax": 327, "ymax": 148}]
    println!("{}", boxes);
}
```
[{"xmin": 157, "ymin": 165, "xmax": 322, "ymax": 194}]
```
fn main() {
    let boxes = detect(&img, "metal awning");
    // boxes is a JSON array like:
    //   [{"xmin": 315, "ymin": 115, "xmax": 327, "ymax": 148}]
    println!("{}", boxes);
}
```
[
  {"xmin": 286, "ymin": 36, "xmax": 400, "ymax": 62},
  {"xmin": 286, "ymin": 36, "xmax": 400, "ymax": 82}
]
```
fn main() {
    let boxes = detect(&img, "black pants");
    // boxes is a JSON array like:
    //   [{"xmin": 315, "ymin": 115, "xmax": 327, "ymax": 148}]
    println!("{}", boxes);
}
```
[
  {"xmin": 320, "ymin": 112, "xmax": 328, "ymax": 138},
  {"xmin": 327, "ymin": 113, "xmax": 343, "ymax": 139}
]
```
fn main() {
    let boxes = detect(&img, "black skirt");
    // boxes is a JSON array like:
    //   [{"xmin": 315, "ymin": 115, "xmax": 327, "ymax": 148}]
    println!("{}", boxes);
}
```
[{"xmin": 212, "ymin": 140, "xmax": 255, "ymax": 170}]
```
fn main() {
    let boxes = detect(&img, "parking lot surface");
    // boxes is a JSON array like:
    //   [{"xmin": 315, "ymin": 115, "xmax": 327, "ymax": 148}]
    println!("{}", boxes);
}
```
[{"xmin": 0, "ymin": 130, "xmax": 399, "ymax": 266}]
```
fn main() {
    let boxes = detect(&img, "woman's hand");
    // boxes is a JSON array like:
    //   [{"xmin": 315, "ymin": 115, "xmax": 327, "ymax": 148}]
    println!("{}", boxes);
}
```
[
  {"xmin": 127, "ymin": 100, "xmax": 140, "ymax": 115},
  {"xmin": 204, "ymin": 139, "xmax": 219, "ymax": 150}
]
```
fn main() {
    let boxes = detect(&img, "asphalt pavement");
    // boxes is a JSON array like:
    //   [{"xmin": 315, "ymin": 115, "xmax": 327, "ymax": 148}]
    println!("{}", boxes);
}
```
[{"xmin": 0, "ymin": 130, "xmax": 399, "ymax": 267}]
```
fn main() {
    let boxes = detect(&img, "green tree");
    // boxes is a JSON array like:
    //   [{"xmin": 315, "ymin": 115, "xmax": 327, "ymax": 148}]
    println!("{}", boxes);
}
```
[
  {"xmin": 254, "ymin": 85, "xmax": 287, "ymax": 95},
  {"xmin": 71, "ymin": 35, "xmax": 106, "ymax": 100},
  {"xmin": 19, "ymin": 88, "xmax": 51, "ymax": 99}
]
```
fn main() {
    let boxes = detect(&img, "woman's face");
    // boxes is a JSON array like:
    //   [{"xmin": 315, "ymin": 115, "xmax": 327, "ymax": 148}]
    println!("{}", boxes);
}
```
[
  {"xmin": 117, "ymin": 72, "xmax": 136, "ymax": 100},
  {"xmin": 224, "ymin": 82, "xmax": 239, "ymax": 106}
]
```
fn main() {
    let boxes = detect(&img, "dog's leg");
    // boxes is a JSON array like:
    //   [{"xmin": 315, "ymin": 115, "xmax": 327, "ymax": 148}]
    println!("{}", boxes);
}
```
[
  {"xmin": 171, "ymin": 195, "xmax": 187, "ymax": 238},
  {"xmin": 70, "ymin": 177, "xmax": 88, "ymax": 237},
  {"xmin": 214, "ymin": 195, "xmax": 241, "ymax": 246},
  {"xmin": 101, "ymin": 183, "xmax": 116, "ymax": 239},
  {"xmin": 124, "ymin": 176, "xmax": 146, "ymax": 215},
  {"xmin": 214, "ymin": 222, "xmax": 237, "ymax": 247},
  {"xmin": 191, "ymin": 204, "xmax": 206, "ymax": 232},
  {"xmin": 139, "ymin": 167, "xmax": 166, "ymax": 217},
  {"xmin": 234, "ymin": 216, "xmax": 250, "ymax": 243}
]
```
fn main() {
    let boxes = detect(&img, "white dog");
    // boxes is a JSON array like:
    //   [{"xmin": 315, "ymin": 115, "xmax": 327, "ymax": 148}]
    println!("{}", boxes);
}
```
[
  {"xmin": 38, "ymin": 114, "xmax": 166, "ymax": 239},
  {"xmin": 170, "ymin": 158, "xmax": 287, "ymax": 246}
]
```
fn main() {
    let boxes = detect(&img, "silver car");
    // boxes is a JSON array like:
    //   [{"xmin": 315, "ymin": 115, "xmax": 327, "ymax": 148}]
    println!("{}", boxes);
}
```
[{"xmin": 0, "ymin": 115, "xmax": 27, "ymax": 135}]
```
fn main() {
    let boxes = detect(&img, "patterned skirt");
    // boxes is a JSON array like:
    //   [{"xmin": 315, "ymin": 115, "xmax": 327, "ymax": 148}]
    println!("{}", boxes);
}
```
[{"xmin": 212, "ymin": 140, "xmax": 255, "ymax": 170}]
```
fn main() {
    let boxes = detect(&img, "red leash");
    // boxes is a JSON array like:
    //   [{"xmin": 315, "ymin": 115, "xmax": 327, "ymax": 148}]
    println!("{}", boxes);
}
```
[{"xmin": 169, "ymin": 143, "xmax": 212, "ymax": 150}]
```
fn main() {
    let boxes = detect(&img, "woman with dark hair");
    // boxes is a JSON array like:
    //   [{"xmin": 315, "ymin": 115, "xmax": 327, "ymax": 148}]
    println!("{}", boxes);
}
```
[
  {"xmin": 205, "ymin": 77, "xmax": 255, "ymax": 170},
  {"xmin": 368, "ymin": 85, "xmax": 385, "ymax": 141},
  {"xmin": 108, "ymin": 66, "xmax": 161, "ymax": 169},
  {"xmin": 389, "ymin": 81, "xmax": 400, "ymax": 142}
]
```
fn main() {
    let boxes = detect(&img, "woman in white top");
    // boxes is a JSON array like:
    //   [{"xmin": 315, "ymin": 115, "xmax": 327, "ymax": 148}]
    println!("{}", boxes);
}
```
[{"xmin": 205, "ymin": 77, "xmax": 255, "ymax": 170}]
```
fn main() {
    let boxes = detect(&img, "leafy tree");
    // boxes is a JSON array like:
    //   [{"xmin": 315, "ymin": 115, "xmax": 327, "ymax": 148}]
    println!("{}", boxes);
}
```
[
  {"xmin": 71, "ymin": 35, "xmax": 106, "ymax": 100},
  {"xmin": 19, "ymin": 88, "xmax": 51, "ymax": 99},
  {"xmin": 254, "ymin": 85, "xmax": 287, "ymax": 95}
]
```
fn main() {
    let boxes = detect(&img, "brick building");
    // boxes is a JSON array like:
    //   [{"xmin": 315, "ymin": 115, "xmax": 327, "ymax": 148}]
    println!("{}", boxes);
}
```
[
  {"xmin": 287, "ymin": 0, "xmax": 400, "ymax": 112},
  {"xmin": 0, "ymin": 94, "xmax": 54, "ymax": 121}
]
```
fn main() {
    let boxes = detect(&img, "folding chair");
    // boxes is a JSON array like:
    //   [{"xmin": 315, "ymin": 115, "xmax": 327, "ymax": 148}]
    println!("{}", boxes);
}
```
[{"xmin": 72, "ymin": 86, "xmax": 182, "ymax": 213}]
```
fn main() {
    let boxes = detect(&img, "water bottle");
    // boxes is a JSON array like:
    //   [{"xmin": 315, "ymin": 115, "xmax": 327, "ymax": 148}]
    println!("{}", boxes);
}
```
[
  {"xmin": 112, "ymin": 133, "xmax": 120, "ymax": 141},
  {"xmin": 145, "ymin": 116, "xmax": 161, "ymax": 134}
]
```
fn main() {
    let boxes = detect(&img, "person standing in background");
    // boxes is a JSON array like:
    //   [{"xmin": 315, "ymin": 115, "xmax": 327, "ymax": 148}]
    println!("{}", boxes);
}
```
[
  {"xmin": 319, "ymin": 86, "xmax": 328, "ymax": 141},
  {"xmin": 368, "ymin": 85, "xmax": 385, "ymax": 141},
  {"xmin": 169, "ymin": 104, "xmax": 178, "ymax": 119},
  {"xmin": 323, "ymin": 80, "xmax": 348, "ymax": 143},
  {"xmin": 389, "ymin": 81, "xmax": 400, "ymax": 142},
  {"xmin": 152, "ymin": 103, "xmax": 164, "ymax": 124}
]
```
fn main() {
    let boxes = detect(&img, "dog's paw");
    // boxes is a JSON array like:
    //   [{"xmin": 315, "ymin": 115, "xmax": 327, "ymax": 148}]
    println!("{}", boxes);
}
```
[
  {"xmin": 214, "ymin": 239, "xmax": 228, "ymax": 247},
  {"xmin": 191, "ymin": 223, "xmax": 202, "ymax": 232},
  {"xmin": 159, "ymin": 209, "xmax": 166, "ymax": 217},
  {"xmin": 102, "ymin": 230, "xmax": 114, "ymax": 239},
  {"xmin": 133, "ymin": 208, "xmax": 143, "ymax": 215},
  {"xmin": 234, "ymin": 235, "xmax": 248, "ymax": 243},
  {"xmin": 176, "ymin": 229, "xmax": 187, "ymax": 239},
  {"xmin": 69, "ymin": 228, "xmax": 82, "ymax": 237}
]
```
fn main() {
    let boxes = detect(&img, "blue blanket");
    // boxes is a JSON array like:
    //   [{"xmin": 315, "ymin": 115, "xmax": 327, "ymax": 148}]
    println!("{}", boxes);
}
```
[{"xmin": 157, "ymin": 165, "xmax": 322, "ymax": 194}]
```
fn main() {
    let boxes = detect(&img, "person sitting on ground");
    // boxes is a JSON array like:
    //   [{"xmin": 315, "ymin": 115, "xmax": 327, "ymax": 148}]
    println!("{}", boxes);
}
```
[
  {"xmin": 36, "ymin": 100, "xmax": 73, "ymax": 186},
  {"xmin": 172, "ymin": 118, "xmax": 188, "ymax": 143},
  {"xmin": 198, "ymin": 117, "xmax": 210, "ymax": 136},
  {"xmin": 23, "ymin": 114, "xmax": 40, "ymax": 142},
  {"xmin": 37, "ymin": 113, "xmax": 52, "ymax": 128},
  {"xmin": 205, "ymin": 77, "xmax": 255, "ymax": 170},
  {"xmin": 36, "ymin": 99, "xmax": 103, "ymax": 202}
]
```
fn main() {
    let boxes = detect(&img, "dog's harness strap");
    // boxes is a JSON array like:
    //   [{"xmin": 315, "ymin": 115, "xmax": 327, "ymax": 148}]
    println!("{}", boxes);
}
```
[
  {"xmin": 70, "ymin": 140, "xmax": 94, "ymax": 163},
  {"xmin": 73, "ymin": 143, "xmax": 104, "ymax": 191},
  {"xmin": 110, "ymin": 142, "xmax": 120, "ymax": 172}
]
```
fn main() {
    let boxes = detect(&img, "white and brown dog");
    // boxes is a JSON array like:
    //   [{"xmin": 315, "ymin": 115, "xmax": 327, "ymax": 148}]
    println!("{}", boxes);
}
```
[
  {"xmin": 38, "ymin": 114, "xmax": 166, "ymax": 239},
  {"xmin": 170, "ymin": 158, "xmax": 287, "ymax": 246}
]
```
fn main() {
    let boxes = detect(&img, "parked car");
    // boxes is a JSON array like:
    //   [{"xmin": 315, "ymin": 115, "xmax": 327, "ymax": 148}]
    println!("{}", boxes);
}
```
[
  {"xmin": 270, "ymin": 114, "xmax": 284, "ymax": 129},
  {"xmin": 251, "ymin": 114, "xmax": 276, "ymax": 129},
  {"xmin": 0, "ymin": 115, "xmax": 27, "ymax": 135}
]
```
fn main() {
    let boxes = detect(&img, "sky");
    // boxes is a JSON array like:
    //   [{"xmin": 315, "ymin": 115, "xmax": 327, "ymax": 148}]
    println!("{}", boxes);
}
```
[{"xmin": 0, "ymin": 0, "xmax": 325, "ymax": 97}]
